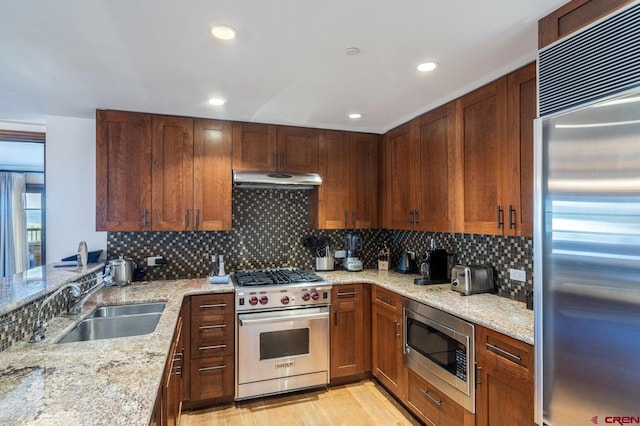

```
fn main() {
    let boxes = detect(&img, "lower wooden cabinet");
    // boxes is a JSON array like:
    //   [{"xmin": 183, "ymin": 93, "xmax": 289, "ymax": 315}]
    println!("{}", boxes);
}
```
[
  {"xmin": 329, "ymin": 284, "xmax": 371, "ymax": 381},
  {"xmin": 371, "ymin": 286, "xmax": 405, "ymax": 400},
  {"xmin": 406, "ymin": 369, "xmax": 464, "ymax": 426},
  {"xmin": 188, "ymin": 293, "xmax": 235, "ymax": 403},
  {"xmin": 475, "ymin": 325, "xmax": 535, "ymax": 426},
  {"xmin": 155, "ymin": 309, "xmax": 184, "ymax": 426}
]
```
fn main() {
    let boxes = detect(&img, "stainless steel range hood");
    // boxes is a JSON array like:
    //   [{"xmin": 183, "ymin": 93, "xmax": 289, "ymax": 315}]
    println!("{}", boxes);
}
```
[{"xmin": 233, "ymin": 170, "xmax": 322, "ymax": 190}]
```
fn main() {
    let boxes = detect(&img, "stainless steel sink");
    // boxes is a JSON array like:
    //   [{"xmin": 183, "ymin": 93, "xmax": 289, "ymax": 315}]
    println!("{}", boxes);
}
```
[
  {"xmin": 57, "ymin": 303, "xmax": 165, "ymax": 344},
  {"xmin": 87, "ymin": 302, "xmax": 166, "ymax": 318}
]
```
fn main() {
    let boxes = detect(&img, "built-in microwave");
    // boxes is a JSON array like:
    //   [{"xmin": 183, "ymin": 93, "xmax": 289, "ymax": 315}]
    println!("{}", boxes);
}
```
[{"xmin": 402, "ymin": 298, "xmax": 475, "ymax": 413}]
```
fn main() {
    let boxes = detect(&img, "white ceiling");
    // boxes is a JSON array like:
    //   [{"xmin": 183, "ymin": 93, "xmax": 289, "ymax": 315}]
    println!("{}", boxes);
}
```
[{"xmin": 0, "ymin": 0, "xmax": 567, "ymax": 134}]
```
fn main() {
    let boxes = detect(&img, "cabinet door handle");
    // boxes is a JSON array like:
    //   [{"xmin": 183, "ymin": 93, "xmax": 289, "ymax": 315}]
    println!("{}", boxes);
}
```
[
  {"xmin": 486, "ymin": 342, "xmax": 521, "ymax": 361},
  {"xmin": 199, "ymin": 344, "xmax": 226, "ymax": 351},
  {"xmin": 496, "ymin": 205, "xmax": 504, "ymax": 229},
  {"xmin": 394, "ymin": 321, "xmax": 401, "ymax": 338},
  {"xmin": 352, "ymin": 211, "xmax": 356, "ymax": 226},
  {"xmin": 272, "ymin": 152, "xmax": 276, "ymax": 167},
  {"xmin": 509, "ymin": 205, "xmax": 516, "ymax": 230},
  {"xmin": 199, "ymin": 365, "xmax": 226, "ymax": 372},
  {"xmin": 185, "ymin": 209, "xmax": 190, "ymax": 229},
  {"xmin": 409, "ymin": 210, "xmax": 414, "ymax": 225},
  {"xmin": 345, "ymin": 211, "xmax": 348, "ymax": 227},
  {"xmin": 334, "ymin": 309, "xmax": 338, "ymax": 326},
  {"xmin": 199, "ymin": 303, "xmax": 227, "ymax": 309},
  {"xmin": 420, "ymin": 389, "xmax": 442, "ymax": 406},
  {"xmin": 476, "ymin": 364, "xmax": 483, "ymax": 385},
  {"xmin": 199, "ymin": 324, "xmax": 226, "ymax": 330},
  {"xmin": 195, "ymin": 209, "xmax": 200, "ymax": 229},
  {"xmin": 414, "ymin": 210, "xmax": 419, "ymax": 225},
  {"xmin": 337, "ymin": 291, "xmax": 358, "ymax": 297},
  {"xmin": 376, "ymin": 295, "xmax": 392, "ymax": 305},
  {"xmin": 142, "ymin": 208, "xmax": 148, "ymax": 228}
]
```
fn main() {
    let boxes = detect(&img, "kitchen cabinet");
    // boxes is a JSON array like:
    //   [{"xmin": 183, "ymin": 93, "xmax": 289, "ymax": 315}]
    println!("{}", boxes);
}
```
[
  {"xmin": 405, "ymin": 369, "xmax": 465, "ymax": 426},
  {"xmin": 475, "ymin": 325, "xmax": 534, "ymax": 426},
  {"xmin": 506, "ymin": 63, "xmax": 536, "ymax": 237},
  {"xmin": 311, "ymin": 131, "xmax": 378, "ymax": 229},
  {"xmin": 188, "ymin": 293, "xmax": 234, "ymax": 404},
  {"xmin": 383, "ymin": 121, "xmax": 416, "ymax": 230},
  {"xmin": 232, "ymin": 122, "xmax": 319, "ymax": 173},
  {"xmin": 96, "ymin": 110, "xmax": 152, "ymax": 231},
  {"xmin": 160, "ymin": 306, "xmax": 184, "ymax": 426},
  {"xmin": 152, "ymin": 116, "xmax": 232, "ymax": 231},
  {"xmin": 538, "ymin": 0, "xmax": 634, "ymax": 48},
  {"xmin": 330, "ymin": 284, "xmax": 371, "ymax": 381},
  {"xmin": 371, "ymin": 286, "xmax": 405, "ymax": 399}
]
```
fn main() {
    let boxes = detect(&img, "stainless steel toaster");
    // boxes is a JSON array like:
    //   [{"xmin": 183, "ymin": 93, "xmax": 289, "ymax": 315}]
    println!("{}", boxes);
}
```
[{"xmin": 451, "ymin": 265, "xmax": 494, "ymax": 295}]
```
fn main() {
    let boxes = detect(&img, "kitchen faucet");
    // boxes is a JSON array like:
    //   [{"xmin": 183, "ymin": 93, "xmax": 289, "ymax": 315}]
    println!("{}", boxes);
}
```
[{"xmin": 30, "ymin": 283, "xmax": 82, "ymax": 342}]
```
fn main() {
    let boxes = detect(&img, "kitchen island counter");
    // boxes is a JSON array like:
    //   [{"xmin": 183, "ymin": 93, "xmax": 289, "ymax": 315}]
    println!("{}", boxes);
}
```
[
  {"xmin": 319, "ymin": 269, "xmax": 534, "ymax": 345},
  {"xmin": 0, "ymin": 278, "xmax": 233, "ymax": 426}
]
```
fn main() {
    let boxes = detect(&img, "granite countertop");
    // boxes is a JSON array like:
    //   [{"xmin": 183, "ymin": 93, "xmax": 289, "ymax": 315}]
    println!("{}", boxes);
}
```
[
  {"xmin": 0, "ymin": 263, "xmax": 106, "ymax": 316},
  {"xmin": 318, "ymin": 269, "xmax": 534, "ymax": 345},
  {"xmin": 0, "ymin": 278, "xmax": 233, "ymax": 426},
  {"xmin": 0, "ymin": 269, "xmax": 532, "ymax": 425}
]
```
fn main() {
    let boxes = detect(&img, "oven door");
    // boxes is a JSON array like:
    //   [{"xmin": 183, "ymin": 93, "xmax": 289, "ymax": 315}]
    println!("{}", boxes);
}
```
[
  {"xmin": 237, "ymin": 306, "xmax": 329, "ymax": 385},
  {"xmin": 403, "ymin": 299, "xmax": 475, "ymax": 413}
]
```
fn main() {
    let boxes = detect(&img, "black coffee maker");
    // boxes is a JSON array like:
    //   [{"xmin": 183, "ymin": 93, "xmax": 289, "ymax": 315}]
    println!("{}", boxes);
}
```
[{"xmin": 414, "ymin": 242, "xmax": 451, "ymax": 285}]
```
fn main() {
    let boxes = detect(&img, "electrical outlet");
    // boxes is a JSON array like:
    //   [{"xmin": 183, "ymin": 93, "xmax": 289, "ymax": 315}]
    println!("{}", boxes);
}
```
[
  {"xmin": 509, "ymin": 268, "xmax": 526, "ymax": 282},
  {"xmin": 147, "ymin": 256, "xmax": 164, "ymax": 267},
  {"xmin": 334, "ymin": 250, "xmax": 346, "ymax": 258}
]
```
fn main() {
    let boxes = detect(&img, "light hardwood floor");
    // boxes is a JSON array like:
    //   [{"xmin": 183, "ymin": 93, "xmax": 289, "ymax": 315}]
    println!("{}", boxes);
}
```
[{"xmin": 181, "ymin": 380, "xmax": 420, "ymax": 426}]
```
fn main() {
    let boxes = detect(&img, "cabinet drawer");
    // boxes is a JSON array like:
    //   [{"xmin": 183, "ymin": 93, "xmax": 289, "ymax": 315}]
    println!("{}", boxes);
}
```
[
  {"xmin": 191, "ymin": 315, "xmax": 233, "ymax": 346},
  {"xmin": 372, "ymin": 286, "xmax": 402, "ymax": 313},
  {"xmin": 476, "ymin": 326, "xmax": 533, "ymax": 379},
  {"xmin": 332, "ymin": 284, "xmax": 363, "ymax": 303},
  {"xmin": 191, "ymin": 293, "xmax": 234, "ymax": 317},
  {"xmin": 190, "ymin": 355, "xmax": 234, "ymax": 400},
  {"xmin": 406, "ymin": 369, "xmax": 464, "ymax": 426}
]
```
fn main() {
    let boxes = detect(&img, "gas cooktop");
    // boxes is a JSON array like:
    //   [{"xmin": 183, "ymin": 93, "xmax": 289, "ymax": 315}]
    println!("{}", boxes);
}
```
[{"xmin": 233, "ymin": 268, "xmax": 326, "ymax": 287}]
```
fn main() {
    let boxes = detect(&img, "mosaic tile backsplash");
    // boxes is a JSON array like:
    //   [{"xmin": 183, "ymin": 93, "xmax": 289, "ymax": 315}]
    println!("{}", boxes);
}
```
[{"xmin": 108, "ymin": 189, "xmax": 533, "ymax": 302}]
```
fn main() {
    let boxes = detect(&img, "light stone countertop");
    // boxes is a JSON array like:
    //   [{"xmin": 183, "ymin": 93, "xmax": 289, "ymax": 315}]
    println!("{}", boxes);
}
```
[
  {"xmin": 317, "ymin": 269, "xmax": 534, "ymax": 345},
  {"xmin": 0, "ymin": 270, "xmax": 533, "ymax": 426},
  {"xmin": 0, "ymin": 278, "xmax": 233, "ymax": 426}
]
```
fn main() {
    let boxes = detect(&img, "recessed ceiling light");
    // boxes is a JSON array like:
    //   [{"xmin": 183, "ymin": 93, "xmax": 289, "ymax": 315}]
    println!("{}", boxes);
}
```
[
  {"xmin": 211, "ymin": 24, "xmax": 237, "ymax": 41},
  {"xmin": 349, "ymin": 113, "xmax": 362, "ymax": 119},
  {"xmin": 208, "ymin": 97, "xmax": 226, "ymax": 106},
  {"xmin": 345, "ymin": 47, "xmax": 360, "ymax": 56},
  {"xmin": 417, "ymin": 61, "xmax": 439, "ymax": 72}
]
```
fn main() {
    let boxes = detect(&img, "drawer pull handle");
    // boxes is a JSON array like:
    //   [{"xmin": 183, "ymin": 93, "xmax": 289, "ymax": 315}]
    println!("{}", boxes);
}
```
[
  {"xmin": 199, "ymin": 324, "xmax": 226, "ymax": 330},
  {"xmin": 198, "ymin": 365, "xmax": 226, "ymax": 372},
  {"xmin": 486, "ymin": 342, "xmax": 521, "ymax": 361},
  {"xmin": 394, "ymin": 321, "xmax": 401, "ymax": 338},
  {"xmin": 420, "ymin": 389, "xmax": 442, "ymax": 406},
  {"xmin": 337, "ymin": 291, "xmax": 358, "ymax": 297},
  {"xmin": 199, "ymin": 344, "xmax": 226, "ymax": 351},
  {"xmin": 199, "ymin": 303, "xmax": 227, "ymax": 309},
  {"xmin": 376, "ymin": 295, "xmax": 392, "ymax": 305}
]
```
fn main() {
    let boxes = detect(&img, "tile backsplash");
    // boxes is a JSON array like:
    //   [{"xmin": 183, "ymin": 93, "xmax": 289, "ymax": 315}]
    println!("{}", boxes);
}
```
[{"xmin": 108, "ymin": 189, "xmax": 532, "ymax": 302}]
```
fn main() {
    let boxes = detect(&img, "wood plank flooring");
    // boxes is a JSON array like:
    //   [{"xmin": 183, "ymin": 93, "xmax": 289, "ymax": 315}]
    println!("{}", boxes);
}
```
[{"xmin": 181, "ymin": 380, "xmax": 420, "ymax": 426}]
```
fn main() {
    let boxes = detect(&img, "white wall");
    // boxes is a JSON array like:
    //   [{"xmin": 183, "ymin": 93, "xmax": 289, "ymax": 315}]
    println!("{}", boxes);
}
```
[{"xmin": 45, "ymin": 116, "xmax": 106, "ymax": 262}]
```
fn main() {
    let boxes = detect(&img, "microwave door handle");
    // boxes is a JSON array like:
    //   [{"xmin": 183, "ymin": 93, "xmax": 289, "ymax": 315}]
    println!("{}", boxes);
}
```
[{"xmin": 239, "ymin": 311, "xmax": 329, "ymax": 326}]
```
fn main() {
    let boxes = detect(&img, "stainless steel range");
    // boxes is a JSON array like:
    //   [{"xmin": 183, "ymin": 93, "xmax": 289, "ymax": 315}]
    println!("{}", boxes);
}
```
[{"xmin": 233, "ymin": 268, "xmax": 332, "ymax": 400}]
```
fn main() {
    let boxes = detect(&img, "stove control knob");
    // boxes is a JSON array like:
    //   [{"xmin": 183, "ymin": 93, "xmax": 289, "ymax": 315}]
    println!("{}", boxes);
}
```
[
  {"xmin": 249, "ymin": 296, "xmax": 259, "ymax": 306},
  {"xmin": 310, "ymin": 291, "xmax": 319, "ymax": 301},
  {"xmin": 259, "ymin": 296, "xmax": 269, "ymax": 305},
  {"xmin": 302, "ymin": 292, "xmax": 311, "ymax": 302},
  {"xmin": 281, "ymin": 296, "xmax": 290, "ymax": 305}
]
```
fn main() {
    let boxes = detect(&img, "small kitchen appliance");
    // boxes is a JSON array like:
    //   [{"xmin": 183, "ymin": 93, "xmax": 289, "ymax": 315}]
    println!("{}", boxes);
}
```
[
  {"xmin": 395, "ymin": 251, "xmax": 416, "ymax": 274},
  {"xmin": 343, "ymin": 232, "xmax": 363, "ymax": 272},
  {"xmin": 414, "ymin": 249, "xmax": 450, "ymax": 285},
  {"xmin": 450, "ymin": 265, "xmax": 494, "ymax": 295},
  {"xmin": 107, "ymin": 256, "xmax": 137, "ymax": 286}
]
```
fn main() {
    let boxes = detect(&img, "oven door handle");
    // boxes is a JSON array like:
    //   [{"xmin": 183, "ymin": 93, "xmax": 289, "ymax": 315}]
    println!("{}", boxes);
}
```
[{"xmin": 239, "ymin": 311, "xmax": 329, "ymax": 327}]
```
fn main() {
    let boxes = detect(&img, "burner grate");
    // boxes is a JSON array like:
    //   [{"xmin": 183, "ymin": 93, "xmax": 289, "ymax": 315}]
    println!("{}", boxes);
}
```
[{"xmin": 233, "ymin": 268, "xmax": 324, "ymax": 286}]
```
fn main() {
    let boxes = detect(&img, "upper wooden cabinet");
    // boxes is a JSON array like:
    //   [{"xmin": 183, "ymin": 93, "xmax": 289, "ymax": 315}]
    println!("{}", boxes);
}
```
[
  {"xmin": 96, "ymin": 111, "xmax": 232, "ymax": 232},
  {"xmin": 232, "ymin": 122, "xmax": 319, "ymax": 173},
  {"xmin": 383, "ymin": 121, "xmax": 416, "ymax": 230},
  {"xmin": 538, "ymin": 0, "xmax": 634, "ymax": 48},
  {"xmin": 311, "ymin": 130, "xmax": 378, "ymax": 229},
  {"xmin": 456, "ymin": 64, "xmax": 535, "ymax": 237},
  {"xmin": 96, "ymin": 110, "xmax": 152, "ymax": 231}
]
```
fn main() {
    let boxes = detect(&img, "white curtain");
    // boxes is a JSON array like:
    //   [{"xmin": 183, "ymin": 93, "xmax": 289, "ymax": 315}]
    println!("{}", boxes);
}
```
[{"xmin": 0, "ymin": 172, "xmax": 28, "ymax": 277}]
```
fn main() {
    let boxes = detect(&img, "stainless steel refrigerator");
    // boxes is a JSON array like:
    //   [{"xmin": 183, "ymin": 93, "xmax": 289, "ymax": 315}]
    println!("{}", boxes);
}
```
[{"xmin": 534, "ymin": 89, "xmax": 640, "ymax": 425}]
